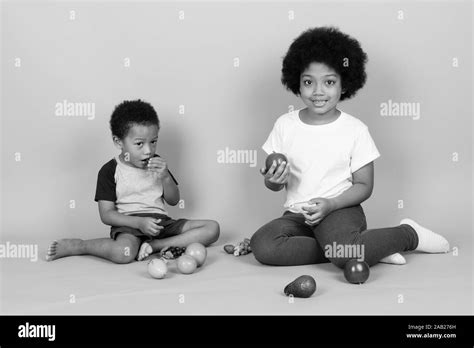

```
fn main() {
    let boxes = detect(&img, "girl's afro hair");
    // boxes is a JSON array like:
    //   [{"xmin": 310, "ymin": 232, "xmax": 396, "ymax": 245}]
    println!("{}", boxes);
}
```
[{"xmin": 281, "ymin": 26, "xmax": 368, "ymax": 101}]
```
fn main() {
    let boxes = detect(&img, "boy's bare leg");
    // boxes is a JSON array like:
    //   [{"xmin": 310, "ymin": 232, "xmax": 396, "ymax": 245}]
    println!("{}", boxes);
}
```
[
  {"xmin": 138, "ymin": 220, "xmax": 219, "ymax": 259},
  {"xmin": 46, "ymin": 233, "xmax": 141, "ymax": 264}
]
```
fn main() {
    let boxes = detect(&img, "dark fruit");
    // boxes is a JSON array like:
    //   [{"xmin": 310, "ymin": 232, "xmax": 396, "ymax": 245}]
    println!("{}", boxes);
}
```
[
  {"xmin": 343, "ymin": 259, "xmax": 370, "ymax": 284},
  {"xmin": 161, "ymin": 246, "xmax": 186, "ymax": 260},
  {"xmin": 265, "ymin": 152, "xmax": 288, "ymax": 172},
  {"xmin": 284, "ymin": 275, "xmax": 316, "ymax": 298},
  {"xmin": 224, "ymin": 245, "xmax": 234, "ymax": 254}
]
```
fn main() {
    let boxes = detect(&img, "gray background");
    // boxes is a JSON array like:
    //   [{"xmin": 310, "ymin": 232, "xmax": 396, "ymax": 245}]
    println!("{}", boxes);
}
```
[
  {"xmin": 0, "ymin": 1, "xmax": 472, "ymax": 316},
  {"xmin": 2, "ymin": 2, "xmax": 471, "ymax": 245}
]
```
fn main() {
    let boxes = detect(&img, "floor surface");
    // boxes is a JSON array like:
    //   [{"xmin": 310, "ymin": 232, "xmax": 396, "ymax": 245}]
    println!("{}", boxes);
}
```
[{"xmin": 1, "ymin": 237, "xmax": 472, "ymax": 315}]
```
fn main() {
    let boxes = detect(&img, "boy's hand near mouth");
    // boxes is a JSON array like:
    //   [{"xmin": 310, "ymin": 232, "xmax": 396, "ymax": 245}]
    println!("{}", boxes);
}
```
[{"xmin": 147, "ymin": 156, "xmax": 169, "ymax": 180}]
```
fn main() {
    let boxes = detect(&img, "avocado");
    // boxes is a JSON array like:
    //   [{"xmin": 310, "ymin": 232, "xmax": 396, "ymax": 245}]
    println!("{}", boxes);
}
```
[{"xmin": 284, "ymin": 275, "xmax": 317, "ymax": 298}]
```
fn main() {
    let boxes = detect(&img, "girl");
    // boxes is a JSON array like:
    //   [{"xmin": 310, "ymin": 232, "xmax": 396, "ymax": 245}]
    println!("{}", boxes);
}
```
[{"xmin": 250, "ymin": 27, "xmax": 450, "ymax": 269}]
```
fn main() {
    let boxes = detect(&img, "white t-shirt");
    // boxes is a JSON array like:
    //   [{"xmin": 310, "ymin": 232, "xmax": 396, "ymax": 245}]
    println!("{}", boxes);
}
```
[{"xmin": 262, "ymin": 109, "xmax": 380, "ymax": 213}]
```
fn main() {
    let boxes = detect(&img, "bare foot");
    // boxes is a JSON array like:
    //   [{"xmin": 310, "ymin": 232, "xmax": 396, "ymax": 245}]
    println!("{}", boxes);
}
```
[
  {"xmin": 137, "ymin": 242, "xmax": 153, "ymax": 261},
  {"xmin": 46, "ymin": 239, "xmax": 84, "ymax": 261}
]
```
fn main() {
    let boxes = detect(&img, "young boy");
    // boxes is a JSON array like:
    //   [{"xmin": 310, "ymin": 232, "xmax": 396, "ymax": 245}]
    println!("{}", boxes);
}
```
[{"xmin": 47, "ymin": 99, "xmax": 219, "ymax": 263}]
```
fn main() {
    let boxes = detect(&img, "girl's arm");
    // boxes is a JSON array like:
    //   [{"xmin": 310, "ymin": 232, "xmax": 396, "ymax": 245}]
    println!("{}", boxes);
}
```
[
  {"xmin": 261, "ymin": 159, "xmax": 290, "ymax": 191},
  {"xmin": 328, "ymin": 161, "xmax": 374, "ymax": 211}
]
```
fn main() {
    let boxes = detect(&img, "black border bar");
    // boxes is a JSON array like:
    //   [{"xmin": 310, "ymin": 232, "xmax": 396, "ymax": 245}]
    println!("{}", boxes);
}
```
[{"xmin": 0, "ymin": 315, "xmax": 472, "ymax": 345}]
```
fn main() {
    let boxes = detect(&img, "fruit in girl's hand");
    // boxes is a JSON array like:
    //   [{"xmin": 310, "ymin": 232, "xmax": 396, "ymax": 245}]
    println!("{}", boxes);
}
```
[
  {"xmin": 265, "ymin": 152, "xmax": 288, "ymax": 172},
  {"xmin": 343, "ymin": 259, "xmax": 370, "ymax": 284},
  {"xmin": 177, "ymin": 255, "xmax": 197, "ymax": 274},
  {"xmin": 224, "ymin": 245, "xmax": 235, "ymax": 254},
  {"xmin": 284, "ymin": 275, "xmax": 317, "ymax": 298},
  {"xmin": 185, "ymin": 243, "xmax": 207, "ymax": 267},
  {"xmin": 147, "ymin": 258, "xmax": 168, "ymax": 279}
]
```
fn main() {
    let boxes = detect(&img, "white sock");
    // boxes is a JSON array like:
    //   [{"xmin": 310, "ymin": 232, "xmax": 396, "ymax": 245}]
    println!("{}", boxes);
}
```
[
  {"xmin": 400, "ymin": 218, "xmax": 450, "ymax": 253},
  {"xmin": 380, "ymin": 253, "xmax": 406, "ymax": 265}
]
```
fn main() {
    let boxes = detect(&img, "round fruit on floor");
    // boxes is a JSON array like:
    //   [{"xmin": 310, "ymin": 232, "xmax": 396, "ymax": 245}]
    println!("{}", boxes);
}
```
[
  {"xmin": 343, "ymin": 259, "xmax": 370, "ymax": 284},
  {"xmin": 148, "ymin": 258, "xmax": 168, "ymax": 279},
  {"xmin": 177, "ymin": 255, "xmax": 198, "ymax": 274},
  {"xmin": 185, "ymin": 243, "xmax": 207, "ymax": 267}
]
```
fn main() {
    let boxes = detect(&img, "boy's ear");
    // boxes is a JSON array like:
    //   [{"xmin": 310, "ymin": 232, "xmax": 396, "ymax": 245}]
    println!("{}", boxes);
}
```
[{"xmin": 112, "ymin": 136, "xmax": 123, "ymax": 149}]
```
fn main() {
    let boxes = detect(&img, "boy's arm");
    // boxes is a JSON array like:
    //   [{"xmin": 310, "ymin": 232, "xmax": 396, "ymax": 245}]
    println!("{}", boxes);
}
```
[
  {"xmin": 162, "ymin": 171, "xmax": 180, "ymax": 206},
  {"xmin": 328, "ymin": 161, "xmax": 374, "ymax": 211},
  {"xmin": 98, "ymin": 200, "xmax": 141, "ymax": 228},
  {"xmin": 147, "ymin": 155, "xmax": 180, "ymax": 206}
]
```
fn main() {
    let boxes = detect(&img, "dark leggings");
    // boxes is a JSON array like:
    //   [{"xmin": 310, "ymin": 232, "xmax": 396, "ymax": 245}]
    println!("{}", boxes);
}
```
[{"xmin": 250, "ymin": 205, "xmax": 419, "ymax": 268}]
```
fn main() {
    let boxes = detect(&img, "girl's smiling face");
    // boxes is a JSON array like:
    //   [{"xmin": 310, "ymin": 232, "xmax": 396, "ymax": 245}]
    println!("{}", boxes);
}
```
[{"xmin": 299, "ymin": 62, "xmax": 343, "ymax": 119}]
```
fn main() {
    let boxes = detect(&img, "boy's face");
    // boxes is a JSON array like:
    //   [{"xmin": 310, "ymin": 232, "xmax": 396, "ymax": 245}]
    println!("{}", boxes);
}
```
[
  {"xmin": 114, "ymin": 123, "xmax": 159, "ymax": 169},
  {"xmin": 299, "ymin": 62, "xmax": 343, "ymax": 117}
]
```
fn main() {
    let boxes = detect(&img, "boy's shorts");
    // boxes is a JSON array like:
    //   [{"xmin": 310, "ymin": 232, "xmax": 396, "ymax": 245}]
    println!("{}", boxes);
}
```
[{"xmin": 110, "ymin": 213, "xmax": 189, "ymax": 242}]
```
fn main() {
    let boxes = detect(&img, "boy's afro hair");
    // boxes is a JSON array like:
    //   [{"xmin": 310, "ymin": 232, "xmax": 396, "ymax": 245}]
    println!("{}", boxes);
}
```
[
  {"xmin": 110, "ymin": 99, "xmax": 159, "ymax": 139},
  {"xmin": 281, "ymin": 26, "xmax": 368, "ymax": 101}
]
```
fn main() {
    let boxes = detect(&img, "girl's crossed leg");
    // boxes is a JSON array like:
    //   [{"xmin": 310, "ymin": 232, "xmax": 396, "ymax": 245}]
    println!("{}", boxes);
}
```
[
  {"xmin": 251, "ymin": 205, "xmax": 418, "ymax": 268},
  {"xmin": 250, "ymin": 212, "xmax": 329, "ymax": 266},
  {"xmin": 311, "ymin": 205, "xmax": 417, "ymax": 268}
]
